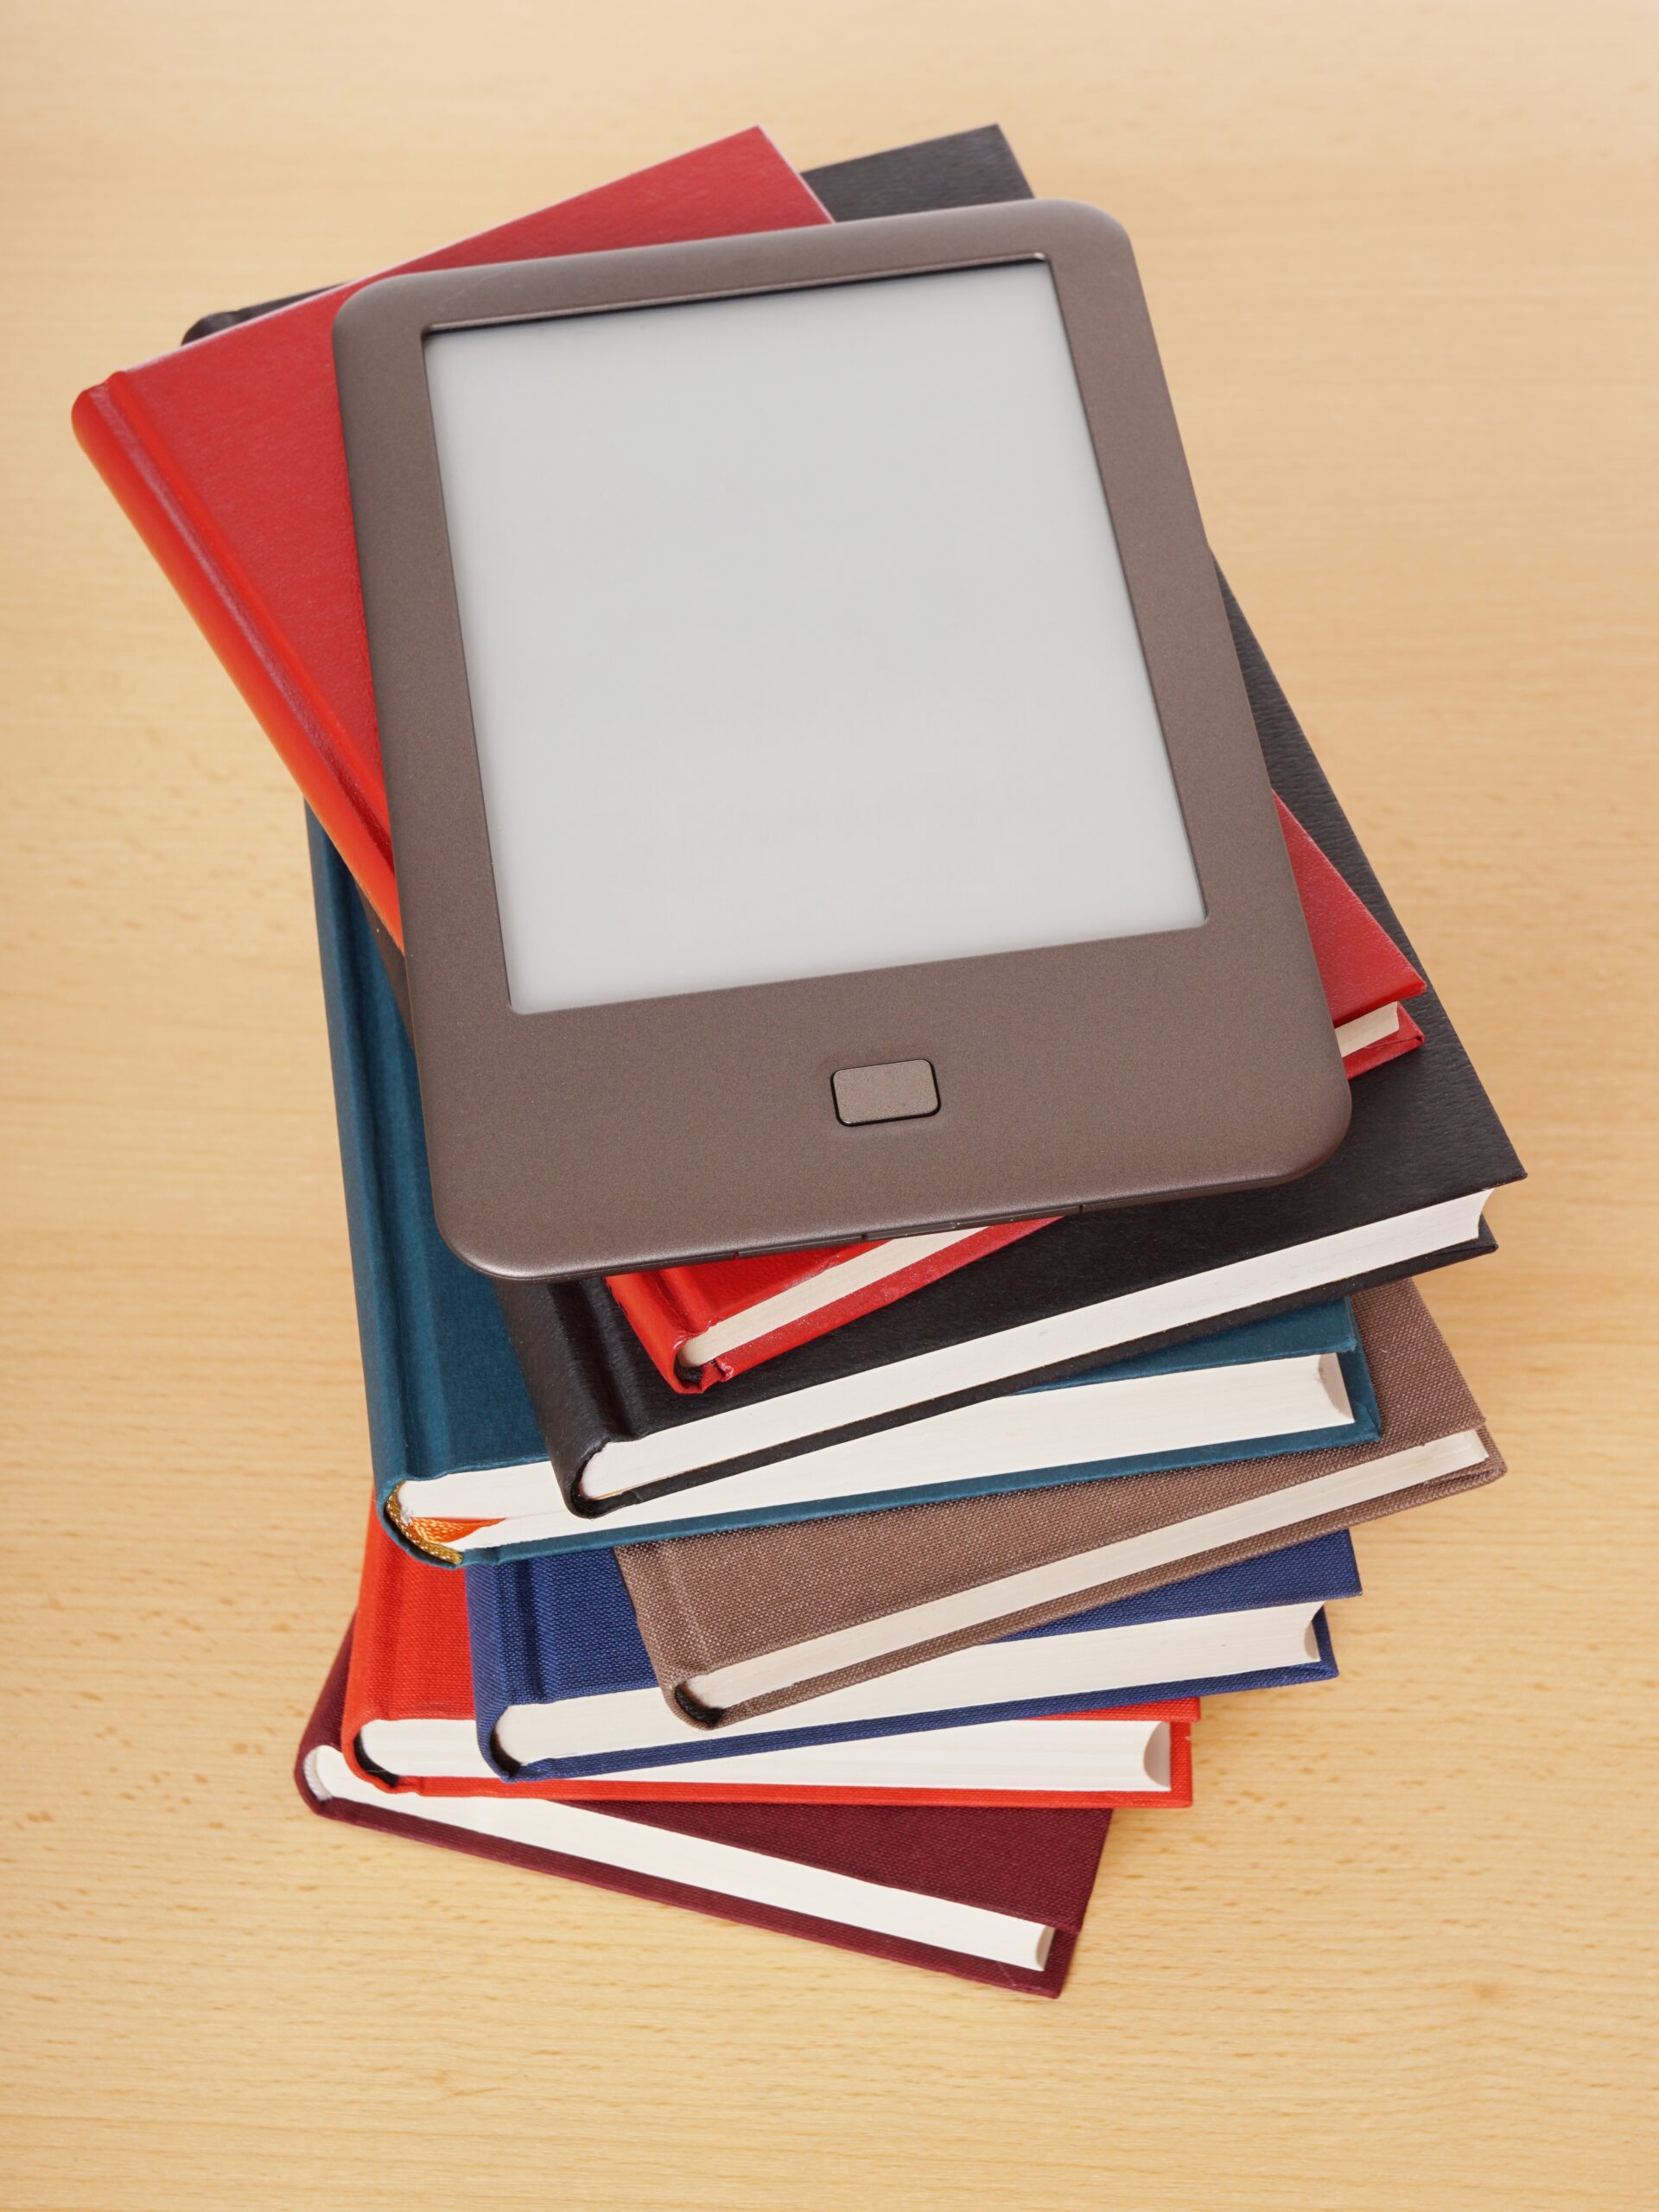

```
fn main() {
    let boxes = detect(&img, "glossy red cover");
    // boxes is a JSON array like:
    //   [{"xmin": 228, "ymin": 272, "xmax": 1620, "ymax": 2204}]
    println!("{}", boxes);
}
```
[
  {"xmin": 345, "ymin": 1516, "xmax": 1192, "ymax": 1807},
  {"xmin": 608, "ymin": 798, "xmax": 1427, "ymax": 1391},
  {"xmin": 72, "ymin": 131, "xmax": 830, "ymax": 938},
  {"xmin": 302, "ymin": 1630, "xmax": 1109, "ymax": 1994}
]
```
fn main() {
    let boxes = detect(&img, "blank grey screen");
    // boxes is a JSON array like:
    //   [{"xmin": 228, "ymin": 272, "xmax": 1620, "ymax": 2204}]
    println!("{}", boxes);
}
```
[{"xmin": 423, "ymin": 262, "xmax": 1205, "ymax": 1014}]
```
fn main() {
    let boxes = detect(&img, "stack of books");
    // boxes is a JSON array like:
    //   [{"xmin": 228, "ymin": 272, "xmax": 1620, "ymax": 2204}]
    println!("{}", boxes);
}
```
[{"xmin": 75, "ymin": 124, "xmax": 1522, "ymax": 1997}]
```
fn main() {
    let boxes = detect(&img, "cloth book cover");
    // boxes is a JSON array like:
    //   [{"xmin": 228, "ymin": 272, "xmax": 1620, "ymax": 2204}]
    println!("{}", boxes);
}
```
[
  {"xmin": 73, "ymin": 128, "xmax": 831, "ymax": 938},
  {"xmin": 309, "ymin": 810, "xmax": 1385, "ymax": 1560},
  {"xmin": 620, "ymin": 1276, "xmax": 1503, "ymax": 1725},
  {"xmin": 463, "ymin": 1523, "xmax": 1351, "ymax": 1780},
  {"xmin": 607, "ymin": 793, "xmax": 1425, "ymax": 1393},
  {"xmin": 347, "ymin": 1515, "xmax": 1202, "ymax": 1807},
  {"xmin": 298, "ymin": 1635, "xmax": 1111, "ymax": 1995}
]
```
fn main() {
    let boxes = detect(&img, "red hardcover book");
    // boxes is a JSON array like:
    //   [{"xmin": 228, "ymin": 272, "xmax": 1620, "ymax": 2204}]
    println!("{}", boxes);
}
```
[
  {"xmin": 301, "ymin": 1634, "xmax": 1112, "ymax": 1994},
  {"xmin": 346, "ymin": 1515, "xmax": 1192, "ymax": 1809},
  {"xmin": 72, "ymin": 130, "xmax": 830, "ymax": 938},
  {"xmin": 608, "ymin": 798, "xmax": 1426, "ymax": 1391}
]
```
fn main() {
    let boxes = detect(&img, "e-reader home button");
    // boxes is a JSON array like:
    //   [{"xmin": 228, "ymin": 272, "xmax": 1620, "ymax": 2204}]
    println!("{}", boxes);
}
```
[{"xmin": 832, "ymin": 1060, "xmax": 940, "ymax": 1127}]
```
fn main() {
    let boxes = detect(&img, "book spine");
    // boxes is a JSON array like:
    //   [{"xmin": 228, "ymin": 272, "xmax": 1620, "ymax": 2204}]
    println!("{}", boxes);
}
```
[
  {"xmin": 307, "ymin": 813, "xmax": 419, "ymax": 1520},
  {"xmin": 493, "ymin": 1254, "xmax": 721, "ymax": 1494},
  {"xmin": 604, "ymin": 1268, "xmax": 698, "ymax": 1388},
  {"xmin": 459, "ymin": 1563, "xmax": 520, "ymax": 1773},
  {"xmin": 71, "ymin": 378, "xmax": 401, "ymax": 937},
  {"xmin": 315, "ymin": 817, "xmax": 566, "ymax": 1561},
  {"xmin": 467, "ymin": 1542, "xmax": 659, "ymax": 1764},
  {"xmin": 340, "ymin": 1513, "xmax": 434, "ymax": 1772},
  {"xmin": 492, "ymin": 1274, "xmax": 645, "ymax": 1494}
]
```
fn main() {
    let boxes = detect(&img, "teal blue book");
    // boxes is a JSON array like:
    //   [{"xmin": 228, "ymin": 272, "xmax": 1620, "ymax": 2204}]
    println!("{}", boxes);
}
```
[{"xmin": 308, "ymin": 815, "xmax": 1380, "ymax": 1565}]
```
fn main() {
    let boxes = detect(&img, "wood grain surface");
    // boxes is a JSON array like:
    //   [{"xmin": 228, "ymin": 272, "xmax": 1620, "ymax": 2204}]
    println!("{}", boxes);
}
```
[{"xmin": 3, "ymin": 4, "xmax": 1655, "ymax": 2206}]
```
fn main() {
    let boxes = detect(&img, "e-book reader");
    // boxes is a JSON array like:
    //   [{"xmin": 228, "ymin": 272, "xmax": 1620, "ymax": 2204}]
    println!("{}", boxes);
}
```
[{"xmin": 333, "ymin": 200, "xmax": 1348, "ymax": 1280}]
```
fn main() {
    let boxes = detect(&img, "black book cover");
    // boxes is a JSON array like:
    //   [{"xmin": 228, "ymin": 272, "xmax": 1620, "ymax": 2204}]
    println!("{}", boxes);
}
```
[{"xmin": 194, "ymin": 125, "xmax": 1522, "ymax": 1512}]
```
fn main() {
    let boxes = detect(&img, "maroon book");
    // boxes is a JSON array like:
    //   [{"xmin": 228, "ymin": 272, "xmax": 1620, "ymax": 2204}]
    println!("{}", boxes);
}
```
[{"xmin": 297, "ymin": 1630, "xmax": 1110, "ymax": 1995}]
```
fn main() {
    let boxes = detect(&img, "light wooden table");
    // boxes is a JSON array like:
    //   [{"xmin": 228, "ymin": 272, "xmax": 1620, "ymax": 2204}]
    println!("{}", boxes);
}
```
[{"xmin": 3, "ymin": 5, "xmax": 1655, "ymax": 2205}]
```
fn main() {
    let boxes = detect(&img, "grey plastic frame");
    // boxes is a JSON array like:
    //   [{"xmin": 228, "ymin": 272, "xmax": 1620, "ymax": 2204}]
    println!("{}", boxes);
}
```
[{"xmin": 333, "ymin": 200, "xmax": 1348, "ymax": 1281}]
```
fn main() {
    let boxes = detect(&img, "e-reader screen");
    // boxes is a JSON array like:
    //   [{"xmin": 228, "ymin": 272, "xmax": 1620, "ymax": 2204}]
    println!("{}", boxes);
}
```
[{"xmin": 423, "ymin": 262, "xmax": 1205, "ymax": 1016}]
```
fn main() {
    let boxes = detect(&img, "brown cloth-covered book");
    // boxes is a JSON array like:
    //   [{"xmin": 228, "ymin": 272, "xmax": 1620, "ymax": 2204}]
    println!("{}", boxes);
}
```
[{"xmin": 620, "ymin": 1280, "xmax": 1501, "ymax": 1726}]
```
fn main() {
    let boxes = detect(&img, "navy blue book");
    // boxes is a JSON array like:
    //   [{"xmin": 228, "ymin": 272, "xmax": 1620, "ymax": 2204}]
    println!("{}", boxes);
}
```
[
  {"xmin": 456, "ymin": 1530, "xmax": 1357, "ymax": 1780},
  {"xmin": 308, "ymin": 814, "xmax": 1379, "ymax": 1564}
]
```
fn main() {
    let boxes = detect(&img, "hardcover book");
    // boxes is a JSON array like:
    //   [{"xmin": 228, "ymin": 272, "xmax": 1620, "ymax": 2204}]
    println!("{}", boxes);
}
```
[
  {"xmin": 299, "ymin": 1635, "xmax": 1113, "ymax": 1994},
  {"xmin": 616, "ymin": 1276, "xmax": 1502, "ymax": 1725}
]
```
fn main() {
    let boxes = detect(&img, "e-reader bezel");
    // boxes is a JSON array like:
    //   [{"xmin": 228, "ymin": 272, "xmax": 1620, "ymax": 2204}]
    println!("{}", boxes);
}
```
[{"xmin": 334, "ymin": 200, "xmax": 1349, "ymax": 1281}]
